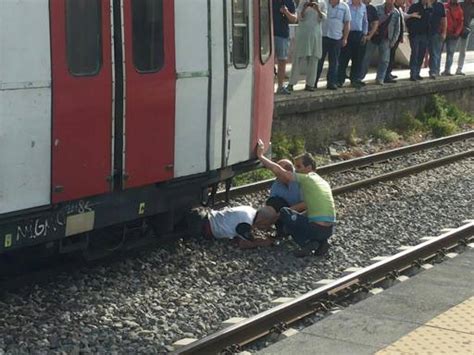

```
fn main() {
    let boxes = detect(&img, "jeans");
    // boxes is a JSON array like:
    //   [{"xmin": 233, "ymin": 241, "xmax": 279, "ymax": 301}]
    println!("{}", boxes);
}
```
[
  {"xmin": 359, "ymin": 39, "xmax": 391, "ymax": 82},
  {"xmin": 428, "ymin": 33, "xmax": 443, "ymax": 76},
  {"xmin": 409, "ymin": 34, "xmax": 428, "ymax": 79},
  {"xmin": 315, "ymin": 37, "xmax": 342, "ymax": 87},
  {"xmin": 337, "ymin": 31, "xmax": 364, "ymax": 84},
  {"xmin": 279, "ymin": 207, "xmax": 334, "ymax": 248},
  {"xmin": 444, "ymin": 37, "xmax": 459, "ymax": 74},
  {"xmin": 457, "ymin": 32, "xmax": 471, "ymax": 72}
]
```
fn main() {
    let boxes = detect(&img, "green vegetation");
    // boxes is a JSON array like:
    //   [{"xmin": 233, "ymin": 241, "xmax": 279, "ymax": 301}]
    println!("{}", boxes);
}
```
[
  {"xmin": 372, "ymin": 128, "xmax": 401, "ymax": 143},
  {"xmin": 233, "ymin": 133, "xmax": 306, "ymax": 186},
  {"xmin": 395, "ymin": 95, "xmax": 473, "ymax": 138}
]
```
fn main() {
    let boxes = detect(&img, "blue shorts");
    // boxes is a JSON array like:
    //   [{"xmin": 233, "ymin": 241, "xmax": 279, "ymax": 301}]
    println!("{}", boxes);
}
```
[{"xmin": 274, "ymin": 36, "xmax": 290, "ymax": 61}]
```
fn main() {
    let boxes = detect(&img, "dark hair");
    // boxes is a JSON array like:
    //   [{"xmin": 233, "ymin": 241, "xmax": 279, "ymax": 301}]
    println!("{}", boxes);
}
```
[{"xmin": 294, "ymin": 152, "xmax": 316, "ymax": 171}]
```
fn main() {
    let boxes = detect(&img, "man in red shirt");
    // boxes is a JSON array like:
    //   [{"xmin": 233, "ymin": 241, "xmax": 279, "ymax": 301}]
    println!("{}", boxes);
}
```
[{"xmin": 443, "ymin": 0, "xmax": 464, "ymax": 75}]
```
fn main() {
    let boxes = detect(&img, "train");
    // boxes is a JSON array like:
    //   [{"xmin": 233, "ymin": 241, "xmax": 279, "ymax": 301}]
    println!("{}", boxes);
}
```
[{"xmin": 0, "ymin": 0, "xmax": 274, "ymax": 258}]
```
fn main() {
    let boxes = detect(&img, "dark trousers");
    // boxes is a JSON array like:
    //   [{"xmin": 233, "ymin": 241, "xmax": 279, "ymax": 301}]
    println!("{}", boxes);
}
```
[
  {"xmin": 337, "ymin": 31, "xmax": 364, "ymax": 85},
  {"xmin": 315, "ymin": 37, "xmax": 342, "ymax": 87},
  {"xmin": 385, "ymin": 40, "xmax": 400, "ymax": 79},
  {"xmin": 409, "ymin": 34, "xmax": 428, "ymax": 79},
  {"xmin": 279, "ymin": 207, "xmax": 334, "ymax": 248}
]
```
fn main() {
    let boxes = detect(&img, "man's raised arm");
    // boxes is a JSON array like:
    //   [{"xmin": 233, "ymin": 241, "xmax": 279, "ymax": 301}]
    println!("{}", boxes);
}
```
[{"xmin": 256, "ymin": 139, "xmax": 295, "ymax": 185}]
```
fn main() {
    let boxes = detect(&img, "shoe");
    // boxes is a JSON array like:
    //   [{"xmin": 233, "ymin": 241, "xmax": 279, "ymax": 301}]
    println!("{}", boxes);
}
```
[
  {"xmin": 441, "ymin": 72, "xmax": 453, "ymax": 77},
  {"xmin": 384, "ymin": 78, "xmax": 397, "ymax": 84},
  {"xmin": 336, "ymin": 82, "xmax": 343, "ymax": 88},
  {"xmin": 294, "ymin": 241, "xmax": 319, "ymax": 258},
  {"xmin": 276, "ymin": 87, "xmax": 291, "ymax": 95},
  {"xmin": 409, "ymin": 77, "xmax": 417, "ymax": 82},
  {"xmin": 326, "ymin": 84, "xmax": 338, "ymax": 90},
  {"xmin": 416, "ymin": 75, "xmax": 424, "ymax": 81},
  {"xmin": 455, "ymin": 71, "xmax": 465, "ymax": 76},
  {"xmin": 390, "ymin": 74, "xmax": 398, "ymax": 79},
  {"xmin": 350, "ymin": 81, "xmax": 363, "ymax": 89},
  {"xmin": 314, "ymin": 240, "xmax": 330, "ymax": 256},
  {"xmin": 429, "ymin": 74, "xmax": 437, "ymax": 80},
  {"xmin": 286, "ymin": 84, "xmax": 294, "ymax": 92},
  {"xmin": 304, "ymin": 85, "xmax": 315, "ymax": 92},
  {"xmin": 375, "ymin": 80, "xmax": 384, "ymax": 86}
]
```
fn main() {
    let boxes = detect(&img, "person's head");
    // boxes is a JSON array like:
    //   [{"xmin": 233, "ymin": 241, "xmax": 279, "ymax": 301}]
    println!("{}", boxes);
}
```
[
  {"xmin": 362, "ymin": 0, "xmax": 372, "ymax": 5},
  {"xmin": 395, "ymin": 0, "xmax": 405, "ymax": 7},
  {"xmin": 450, "ymin": 0, "xmax": 458, "ymax": 5},
  {"xmin": 253, "ymin": 206, "xmax": 279, "ymax": 230},
  {"xmin": 385, "ymin": 0, "xmax": 395, "ymax": 8},
  {"xmin": 294, "ymin": 152, "xmax": 316, "ymax": 173},
  {"xmin": 352, "ymin": 0, "xmax": 362, "ymax": 6},
  {"xmin": 329, "ymin": 0, "xmax": 340, "ymax": 6}
]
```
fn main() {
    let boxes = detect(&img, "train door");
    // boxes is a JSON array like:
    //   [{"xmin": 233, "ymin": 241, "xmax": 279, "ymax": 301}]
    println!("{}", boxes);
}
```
[
  {"xmin": 121, "ymin": 0, "xmax": 176, "ymax": 188},
  {"xmin": 173, "ymin": 0, "xmax": 210, "ymax": 177},
  {"xmin": 50, "ymin": 0, "xmax": 113, "ymax": 203},
  {"xmin": 224, "ymin": 0, "xmax": 254, "ymax": 166}
]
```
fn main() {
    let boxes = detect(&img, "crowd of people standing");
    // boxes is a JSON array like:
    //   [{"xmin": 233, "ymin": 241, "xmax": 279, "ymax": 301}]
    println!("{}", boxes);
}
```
[{"xmin": 274, "ymin": 0, "xmax": 472, "ymax": 94}]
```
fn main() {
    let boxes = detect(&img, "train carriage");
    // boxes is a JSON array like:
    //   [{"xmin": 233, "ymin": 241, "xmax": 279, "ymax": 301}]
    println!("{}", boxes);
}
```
[{"xmin": 0, "ymin": 0, "xmax": 274, "ymax": 255}]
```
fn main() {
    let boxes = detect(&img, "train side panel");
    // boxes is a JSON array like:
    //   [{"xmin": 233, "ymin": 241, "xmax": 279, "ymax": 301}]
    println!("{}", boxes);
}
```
[
  {"xmin": 50, "ymin": 0, "xmax": 113, "ymax": 203},
  {"xmin": 251, "ymin": 0, "xmax": 274, "ymax": 150},
  {"xmin": 0, "ymin": 0, "xmax": 51, "ymax": 214},
  {"xmin": 173, "ymin": 0, "xmax": 209, "ymax": 177}
]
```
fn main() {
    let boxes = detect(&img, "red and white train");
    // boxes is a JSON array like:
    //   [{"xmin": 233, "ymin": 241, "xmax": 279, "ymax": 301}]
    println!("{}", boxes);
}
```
[{"xmin": 0, "ymin": 0, "xmax": 274, "ymax": 256}]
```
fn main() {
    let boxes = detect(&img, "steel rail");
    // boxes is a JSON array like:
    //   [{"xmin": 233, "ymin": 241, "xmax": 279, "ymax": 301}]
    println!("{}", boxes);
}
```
[
  {"xmin": 332, "ymin": 150, "xmax": 473, "ymax": 196},
  {"xmin": 216, "ymin": 131, "xmax": 474, "ymax": 200},
  {"xmin": 175, "ymin": 221, "xmax": 474, "ymax": 355}
]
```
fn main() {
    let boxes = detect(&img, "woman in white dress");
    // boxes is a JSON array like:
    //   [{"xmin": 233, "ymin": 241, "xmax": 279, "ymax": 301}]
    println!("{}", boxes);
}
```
[{"xmin": 287, "ymin": 0, "xmax": 327, "ymax": 92}]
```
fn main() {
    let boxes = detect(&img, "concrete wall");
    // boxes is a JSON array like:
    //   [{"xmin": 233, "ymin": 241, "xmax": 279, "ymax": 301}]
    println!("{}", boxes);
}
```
[{"xmin": 273, "ymin": 76, "xmax": 474, "ymax": 149}]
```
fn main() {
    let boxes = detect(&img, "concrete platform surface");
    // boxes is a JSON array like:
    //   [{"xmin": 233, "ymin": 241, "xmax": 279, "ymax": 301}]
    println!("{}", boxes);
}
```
[{"xmin": 258, "ymin": 249, "xmax": 474, "ymax": 355}]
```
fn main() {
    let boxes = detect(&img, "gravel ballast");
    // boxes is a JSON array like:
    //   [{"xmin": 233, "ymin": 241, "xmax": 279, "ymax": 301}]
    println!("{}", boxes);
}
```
[{"xmin": 0, "ymin": 146, "xmax": 472, "ymax": 354}]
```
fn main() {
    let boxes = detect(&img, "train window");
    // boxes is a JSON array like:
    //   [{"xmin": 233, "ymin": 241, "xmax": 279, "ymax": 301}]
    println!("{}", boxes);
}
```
[
  {"xmin": 259, "ymin": 0, "xmax": 272, "ymax": 64},
  {"xmin": 66, "ymin": 0, "xmax": 102, "ymax": 76},
  {"xmin": 232, "ymin": 0, "xmax": 249, "ymax": 69},
  {"xmin": 132, "ymin": 0, "xmax": 164, "ymax": 73}
]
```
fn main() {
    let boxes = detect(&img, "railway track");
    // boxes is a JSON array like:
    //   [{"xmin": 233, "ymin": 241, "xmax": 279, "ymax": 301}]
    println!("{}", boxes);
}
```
[
  {"xmin": 0, "ymin": 132, "xmax": 472, "ymax": 354},
  {"xmin": 174, "ymin": 221, "xmax": 474, "ymax": 354}
]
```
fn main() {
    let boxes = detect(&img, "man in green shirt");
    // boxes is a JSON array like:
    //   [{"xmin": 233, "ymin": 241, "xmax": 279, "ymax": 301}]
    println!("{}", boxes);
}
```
[{"xmin": 256, "ymin": 139, "xmax": 336, "ymax": 257}]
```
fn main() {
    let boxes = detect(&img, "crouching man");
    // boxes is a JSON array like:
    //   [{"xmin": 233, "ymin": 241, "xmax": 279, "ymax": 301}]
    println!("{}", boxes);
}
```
[{"xmin": 256, "ymin": 139, "xmax": 336, "ymax": 257}]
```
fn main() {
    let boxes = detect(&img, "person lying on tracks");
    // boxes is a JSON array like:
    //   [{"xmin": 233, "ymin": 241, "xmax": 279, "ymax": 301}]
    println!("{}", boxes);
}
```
[
  {"xmin": 256, "ymin": 139, "xmax": 336, "ymax": 257},
  {"xmin": 199, "ymin": 205, "xmax": 278, "ymax": 249}
]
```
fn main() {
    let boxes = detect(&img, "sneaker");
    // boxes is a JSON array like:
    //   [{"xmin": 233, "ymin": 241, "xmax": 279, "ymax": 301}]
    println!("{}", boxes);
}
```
[
  {"xmin": 276, "ymin": 87, "xmax": 291, "ymax": 95},
  {"xmin": 375, "ymin": 80, "xmax": 384, "ymax": 86},
  {"xmin": 304, "ymin": 85, "xmax": 315, "ymax": 92},
  {"xmin": 455, "ymin": 71, "xmax": 465, "ymax": 76},
  {"xmin": 326, "ymin": 84, "xmax": 338, "ymax": 90},
  {"xmin": 383, "ymin": 78, "xmax": 397, "ymax": 84},
  {"xmin": 390, "ymin": 74, "xmax": 398, "ymax": 79},
  {"xmin": 286, "ymin": 84, "xmax": 294, "ymax": 92},
  {"xmin": 429, "ymin": 74, "xmax": 437, "ymax": 80},
  {"xmin": 442, "ymin": 72, "xmax": 453, "ymax": 77}
]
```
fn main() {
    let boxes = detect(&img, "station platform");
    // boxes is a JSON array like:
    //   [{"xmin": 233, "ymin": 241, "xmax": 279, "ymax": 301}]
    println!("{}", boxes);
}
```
[
  {"xmin": 258, "ymin": 248, "xmax": 474, "ymax": 355},
  {"xmin": 276, "ymin": 51, "xmax": 474, "ymax": 93}
]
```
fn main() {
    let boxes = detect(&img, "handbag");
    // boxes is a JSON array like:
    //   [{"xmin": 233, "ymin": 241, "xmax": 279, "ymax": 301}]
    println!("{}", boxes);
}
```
[{"xmin": 461, "ymin": 26, "xmax": 472, "ymax": 39}]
